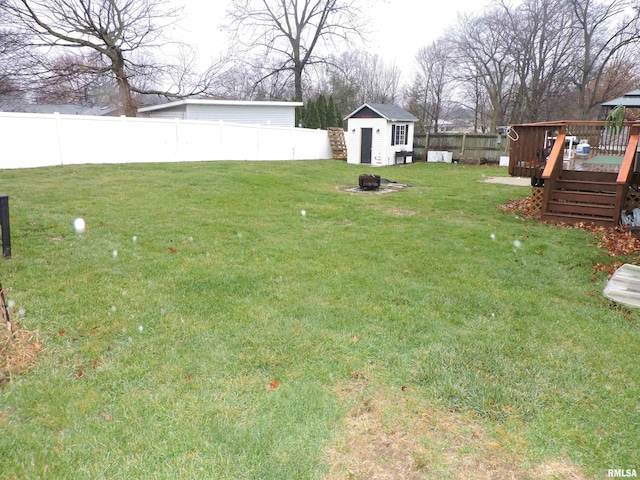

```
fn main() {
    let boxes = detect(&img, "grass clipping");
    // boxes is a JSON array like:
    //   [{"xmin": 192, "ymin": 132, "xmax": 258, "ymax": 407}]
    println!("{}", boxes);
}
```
[{"xmin": 1, "ymin": 284, "xmax": 41, "ymax": 383}]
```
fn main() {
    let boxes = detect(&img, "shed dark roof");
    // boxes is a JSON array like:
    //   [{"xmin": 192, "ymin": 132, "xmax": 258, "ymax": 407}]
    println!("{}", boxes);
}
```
[
  {"xmin": 344, "ymin": 103, "xmax": 418, "ymax": 122},
  {"xmin": 601, "ymin": 89, "xmax": 640, "ymax": 108}
]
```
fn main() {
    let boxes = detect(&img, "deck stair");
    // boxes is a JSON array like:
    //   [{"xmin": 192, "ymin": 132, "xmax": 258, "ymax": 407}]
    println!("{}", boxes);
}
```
[
  {"xmin": 327, "ymin": 127, "xmax": 347, "ymax": 160},
  {"xmin": 541, "ymin": 170, "xmax": 619, "ymax": 226}
]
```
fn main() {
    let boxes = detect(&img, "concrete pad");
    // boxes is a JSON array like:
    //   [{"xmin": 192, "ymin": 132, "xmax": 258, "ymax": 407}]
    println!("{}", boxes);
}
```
[{"xmin": 482, "ymin": 177, "xmax": 531, "ymax": 186}]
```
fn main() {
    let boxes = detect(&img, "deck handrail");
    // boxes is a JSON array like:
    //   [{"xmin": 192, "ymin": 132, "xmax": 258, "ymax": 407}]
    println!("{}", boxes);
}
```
[
  {"xmin": 540, "ymin": 129, "xmax": 566, "ymax": 216},
  {"xmin": 613, "ymin": 126, "xmax": 640, "ymax": 224},
  {"xmin": 541, "ymin": 131, "xmax": 565, "ymax": 180},
  {"xmin": 616, "ymin": 126, "xmax": 640, "ymax": 185},
  {"xmin": 509, "ymin": 120, "xmax": 638, "ymax": 128}
]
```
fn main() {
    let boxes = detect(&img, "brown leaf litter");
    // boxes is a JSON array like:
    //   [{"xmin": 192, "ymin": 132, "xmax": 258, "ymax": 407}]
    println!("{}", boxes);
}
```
[{"xmin": 499, "ymin": 196, "xmax": 640, "ymax": 257}]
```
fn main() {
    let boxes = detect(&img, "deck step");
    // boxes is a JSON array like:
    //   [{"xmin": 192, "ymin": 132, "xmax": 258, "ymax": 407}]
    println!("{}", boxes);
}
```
[
  {"xmin": 554, "ymin": 179, "xmax": 617, "ymax": 193},
  {"xmin": 549, "ymin": 190, "xmax": 616, "ymax": 204},
  {"xmin": 540, "ymin": 170, "xmax": 620, "ymax": 226},
  {"xmin": 557, "ymin": 170, "xmax": 618, "ymax": 182},
  {"xmin": 541, "ymin": 212, "xmax": 617, "ymax": 225},
  {"xmin": 546, "ymin": 200, "xmax": 616, "ymax": 218}
]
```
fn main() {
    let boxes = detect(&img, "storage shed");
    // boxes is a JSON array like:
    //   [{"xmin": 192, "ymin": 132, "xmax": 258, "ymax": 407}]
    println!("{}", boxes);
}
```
[
  {"xmin": 344, "ymin": 103, "xmax": 418, "ymax": 166},
  {"xmin": 138, "ymin": 99, "xmax": 303, "ymax": 127}
]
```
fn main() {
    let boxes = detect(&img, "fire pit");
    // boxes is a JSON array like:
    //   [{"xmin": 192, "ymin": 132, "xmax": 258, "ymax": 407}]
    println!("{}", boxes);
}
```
[{"xmin": 359, "ymin": 174, "xmax": 381, "ymax": 191}]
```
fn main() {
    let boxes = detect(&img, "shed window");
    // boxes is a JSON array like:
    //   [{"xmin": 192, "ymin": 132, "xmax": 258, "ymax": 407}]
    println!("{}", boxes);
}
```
[{"xmin": 391, "ymin": 124, "xmax": 409, "ymax": 146}]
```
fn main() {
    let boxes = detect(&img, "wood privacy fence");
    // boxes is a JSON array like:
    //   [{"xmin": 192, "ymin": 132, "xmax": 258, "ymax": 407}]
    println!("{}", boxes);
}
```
[{"xmin": 414, "ymin": 133, "xmax": 510, "ymax": 164}]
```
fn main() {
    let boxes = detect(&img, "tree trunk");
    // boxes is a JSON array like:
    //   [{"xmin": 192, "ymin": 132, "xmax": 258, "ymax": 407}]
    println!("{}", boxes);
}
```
[
  {"xmin": 110, "ymin": 49, "xmax": 137, "ymax": 117},
  {"xmin": 294, "ymin": 63, "xmax": 303, "ymax": 102}
]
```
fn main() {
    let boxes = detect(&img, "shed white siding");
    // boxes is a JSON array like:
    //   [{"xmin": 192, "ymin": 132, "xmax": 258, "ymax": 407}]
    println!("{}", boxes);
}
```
[
  {"xmin": 345, "ymin": 103, "xmax": 417, "ymax": 166},
  {"xmin": 138, "ymin": 100, "xmax": 301, "ymax": 127},
  {"xmin": 346, "ymin": 118, "xmax": 388, "ymax": 165},
  {"xmin": 347, "ymin": 119, "xmax": 415, "ymax": 166},
  {"xmin": 185, "ymin": 103, "xmax": 295, "ymax": 126}
]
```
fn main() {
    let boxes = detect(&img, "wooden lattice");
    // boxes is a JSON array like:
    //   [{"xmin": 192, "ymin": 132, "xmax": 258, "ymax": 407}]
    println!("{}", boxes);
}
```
[
  {"xmin": 625, "ymin": 186, "xmax": 640, "ymax": 211},
  {"xmin": 531, "ymin": 186, "xmax": 544, "ymax": 213}
]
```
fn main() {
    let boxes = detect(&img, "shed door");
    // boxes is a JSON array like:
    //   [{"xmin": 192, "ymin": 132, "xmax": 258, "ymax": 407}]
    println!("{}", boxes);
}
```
[{"xmin": 360, "ymin": 128, "xmax": 372, "ymax": 164}]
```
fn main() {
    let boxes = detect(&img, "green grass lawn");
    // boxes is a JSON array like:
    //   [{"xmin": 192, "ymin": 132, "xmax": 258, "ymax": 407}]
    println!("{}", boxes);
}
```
[{"xmin": 1, "ymin": 161, "xmax": 638, "ymax": 479}]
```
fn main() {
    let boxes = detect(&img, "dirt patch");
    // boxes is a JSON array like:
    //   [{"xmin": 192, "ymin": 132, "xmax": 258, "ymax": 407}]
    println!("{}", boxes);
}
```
[
  {"xmin": 324, "ymin": 373, "xmax": 587, "ymax": 480},
  {"xmin": 325, "ymin": 373, "xmax": 427, "ymax": 480},
  {"xmin": 0, "ymin": 327, "xmax": 41, "ymax": 384},
  {"xmin": 339, "ymin": 182, "xmax": 411, "ymax": 195}
]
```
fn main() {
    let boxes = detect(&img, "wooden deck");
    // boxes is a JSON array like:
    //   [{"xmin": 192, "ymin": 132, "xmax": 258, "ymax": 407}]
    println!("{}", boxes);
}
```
[{"xmin": 508, "ymin": 121, "xmax": 640, "ymax": 226}]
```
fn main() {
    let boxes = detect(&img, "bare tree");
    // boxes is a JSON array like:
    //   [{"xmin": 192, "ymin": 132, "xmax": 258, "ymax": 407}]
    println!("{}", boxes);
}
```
[
  {"xmin": 449, "ymin": 9, "xmax": 517, "ymax": 131},
  {"xmin": 227, "ymin": 0, "xmax": 365, "ymax": 102},
  {"xmin": 0, "ymin": 0, "xmax": 33, "ymax": 107},
  {"xmin": 499, "ymin": 0, "xmax": 576, "ymax": 122},
  {"xmin": 412, "ymin": 40, "xmax": 455, "ymax": 132},
  {"xmin": 31, "ymin": 52, "xmax": 114, "ymax": 106},
  {"xmin": 2, "ymin": 0, "xmax": 216, "ymax": 116},
  {"xmin": 567, "ymin": 0, "xmax": 640, "ymax": 119},
  {"xmin": 321, "ymin": 50, "xmax": 401, "ymax": 114}
]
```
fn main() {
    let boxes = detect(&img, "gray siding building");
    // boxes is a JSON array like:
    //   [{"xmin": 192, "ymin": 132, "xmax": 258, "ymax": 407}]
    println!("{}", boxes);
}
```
[{"xmin": 138, "ymin": 99, "xmax": 303, "ymax": 127}]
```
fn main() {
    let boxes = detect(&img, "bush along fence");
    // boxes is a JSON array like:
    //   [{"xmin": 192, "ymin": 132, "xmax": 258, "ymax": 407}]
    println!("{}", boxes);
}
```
[{"xmin": 414, "ymin": 132, "xmax": 510, "ymax": 164}]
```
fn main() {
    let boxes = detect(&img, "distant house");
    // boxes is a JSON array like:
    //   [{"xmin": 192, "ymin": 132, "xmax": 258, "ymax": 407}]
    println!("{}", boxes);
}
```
[
  {"xmin": 601, "ymin": 89, "xmax": 640, "ymax": 109},
  {"xmin": 137, "ymin": 99, "xmax": 303, "ymax": 127},
  {"xmin": 344, "ymin": 103, "xmax": 418, "ymax": 166}
]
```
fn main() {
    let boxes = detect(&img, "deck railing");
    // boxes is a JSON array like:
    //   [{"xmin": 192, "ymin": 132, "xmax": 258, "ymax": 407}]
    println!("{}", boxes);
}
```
[
  {"xmin": 508, "ymin": 121, "xmax": 640, "ymax": 182},
  {"xmin": 539, "ymin": 130, "xmax": 566, "ymax": 212},
  {"xmin": 615, "ymin": 126, "xmax": 640, "ymax": 216}
]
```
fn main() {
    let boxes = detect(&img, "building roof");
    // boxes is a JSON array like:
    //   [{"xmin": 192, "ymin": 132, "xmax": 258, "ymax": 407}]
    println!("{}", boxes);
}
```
[
  {"xmin": 138, "ymin": 99, "xmax": 303, "ymax": 114},
  {"xmin": 344, "ymin": 103, "xmax": 418, "ymax": 122},
  {"xmin": 601, "ymin": 89, "xmax": 640, "ymax": 108}
]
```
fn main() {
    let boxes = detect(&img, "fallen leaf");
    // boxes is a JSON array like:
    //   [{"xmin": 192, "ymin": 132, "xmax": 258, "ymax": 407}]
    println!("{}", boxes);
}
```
[
  {"xmin": 76, "ymin": 369, "xmax": 83, "ymax": 377},
  {"xmin": 350, "ymin": 335, "xmax": 359, "ymax": 343},
  {"xmin": 168, "ymin": 247, "xmax": 177, "ymax": 253},
  {"xmin": 92, "ymin": 357, "xmax": 100, "ymax": 369},
  {"xmin": 58, "ymin": 329, "xmax": 66, "ymax": 335},
  {"xmin": 266, "ymin": 380, "xmax": 280, "ymax": 390}
]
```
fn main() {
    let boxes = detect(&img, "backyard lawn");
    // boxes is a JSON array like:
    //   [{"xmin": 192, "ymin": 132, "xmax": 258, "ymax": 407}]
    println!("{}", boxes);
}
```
[{"xmin": 1, "ymin": 160, "xmax": 638, "ymax": 479}]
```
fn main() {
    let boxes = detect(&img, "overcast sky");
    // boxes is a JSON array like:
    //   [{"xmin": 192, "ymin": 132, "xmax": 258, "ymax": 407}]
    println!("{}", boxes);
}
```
[{"xmin": 174, "ymin": 0, "xmax": 489, "ymax": 77}]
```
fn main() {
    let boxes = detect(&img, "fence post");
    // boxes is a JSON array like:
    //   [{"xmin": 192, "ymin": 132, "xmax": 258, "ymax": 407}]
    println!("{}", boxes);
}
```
[
  {"xmin": 0, "ymin": 195, "xmax": 10, "ymax": 258},
  {"xmin": 53, "ymin": 112, "xmax": 64, "ymax": 166},
  {"xmin": 425, "ymin": 132, "xmax": 430, "ymax": 161}
]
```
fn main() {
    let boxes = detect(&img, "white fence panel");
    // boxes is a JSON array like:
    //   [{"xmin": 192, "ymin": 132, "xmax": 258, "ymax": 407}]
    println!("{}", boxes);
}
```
[{"xmin": 0, "ymin": 112, "xmax": 333, "ymax": 169}]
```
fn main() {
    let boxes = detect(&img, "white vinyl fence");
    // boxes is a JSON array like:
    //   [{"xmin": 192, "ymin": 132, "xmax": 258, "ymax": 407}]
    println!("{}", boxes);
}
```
[{"xmin": 0, "ymin": 112, "xmax": 334, "ymax": 169}]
